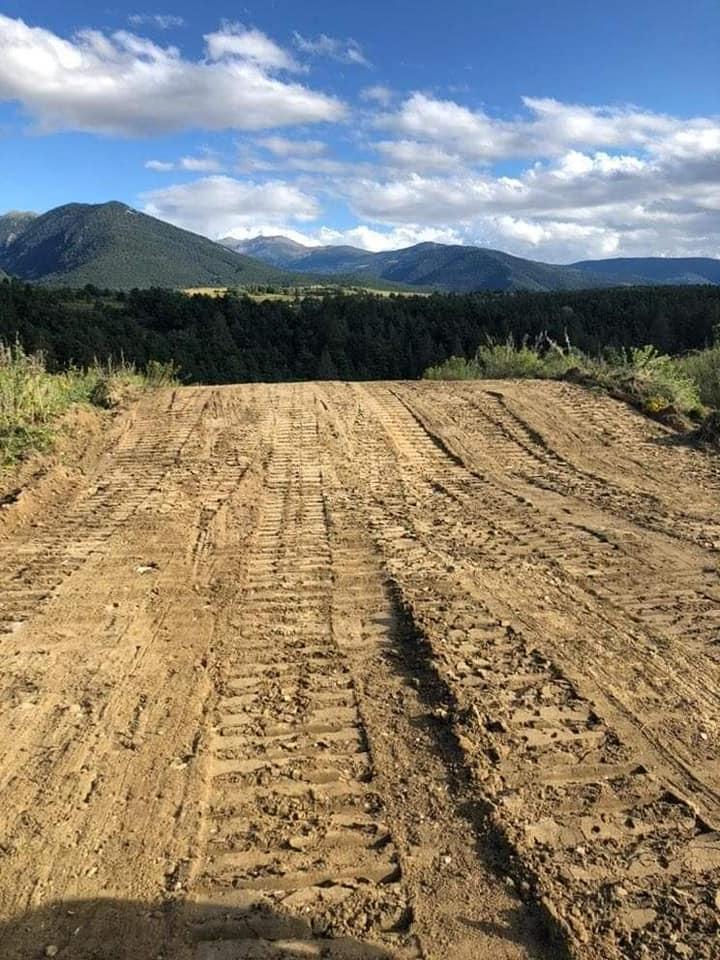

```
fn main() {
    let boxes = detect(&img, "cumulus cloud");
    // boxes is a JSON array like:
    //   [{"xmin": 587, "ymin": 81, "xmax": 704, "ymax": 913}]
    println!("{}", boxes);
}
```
[
  {"xmin": 141, "ymin": 175, "xmax": 320, "ymax": 237},
  {"xmin": 377, "ymin": 92, "xmax": 715, "ymax": 161},
  {"xmin": 374, "ymin": 139, "xmax": 462, "ymax": 172},
  {"xmin": 178, "ymin": 154, "xmax": 223, "ymax": 172},
  {"xmin": 339, "ymin": 147, "xmax": 720, "ymax": 260},
  {"xmin": 0, "ymin": 15, "xmax": 344, "ymax": 135},
  {"xmin": 308, "ymin": 224, "xmax": 464, "ymax": 251},
  {"xmin": 127, "ymin": 14, "xmax": 184, "ymax": 30},
  {"xmin": 293, "ymin": 32, "xmax": 370, "ymax": 66},
  {"xmin": 237, "ymin": 137, "xmax": 363, "ymax": 176},
  {"xmin": 204, "ymin": 22, "xmax": 299, "ymax": 71},
  {"xmin": 346, "ymin": 92, "xmax": 720, "ymax": 259},
  {"xmin": 218, "ymin": 222, "xmax": 463, "ymax": 252}
]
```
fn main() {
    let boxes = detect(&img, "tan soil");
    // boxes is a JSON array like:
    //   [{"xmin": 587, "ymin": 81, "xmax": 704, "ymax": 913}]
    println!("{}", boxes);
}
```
[{"xmin": 0, "ymin": 381, "xmax": 719, "ymax": 960}]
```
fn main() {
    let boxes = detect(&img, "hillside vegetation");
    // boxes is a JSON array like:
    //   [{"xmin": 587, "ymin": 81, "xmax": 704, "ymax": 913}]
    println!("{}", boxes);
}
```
[
  {"xmin": 229, "ymin": 234, "xmax": 720, "ymax": 292},
  {"xmin": 4, "ymin": 204, "xmax": 719, "ymax": 295},
  {"xmin": 0, "ymin": 211, "xmax": 37, "ymax": 248},
  {"xmin": 0, "ymin": 203, "xmax": 293, "ymax": 290},
  {"xmin": 572, "ymin": 257, "xmax": 720, "ymax": 286},
  {"xmin": 228, "ymin": 238, "xmax": 619, "ymax": 292}
]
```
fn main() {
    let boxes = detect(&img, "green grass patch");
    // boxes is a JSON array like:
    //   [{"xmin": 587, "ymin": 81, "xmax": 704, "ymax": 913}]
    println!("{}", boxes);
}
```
[{"xmin": 0, "ymin": 342, "xmax": 179, "ymax": 466}]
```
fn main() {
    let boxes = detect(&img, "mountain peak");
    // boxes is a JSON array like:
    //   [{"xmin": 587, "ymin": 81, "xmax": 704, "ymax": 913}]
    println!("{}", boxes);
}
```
[{"xmin": 0, "ymin": 202, "xmax": 292, "ymax": 289}]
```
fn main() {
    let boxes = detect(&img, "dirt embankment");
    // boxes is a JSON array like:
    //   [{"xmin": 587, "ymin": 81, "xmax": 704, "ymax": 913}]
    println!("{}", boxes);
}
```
[{"xmin": 1, "ymin": 380, "xmax": 719, "ymax": 960}]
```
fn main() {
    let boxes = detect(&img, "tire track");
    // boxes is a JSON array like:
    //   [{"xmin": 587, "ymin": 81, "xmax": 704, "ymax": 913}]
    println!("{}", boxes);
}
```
[
  {"xmin": 0, "ymin": 388, "xmax": 210, "ymax": 635},
  {"xmin": 323, "ymin": 381, "xmax": 720, "ymax": 959},
  {"xmin": 187, "ymin": 389, "xmax": 419, "ymax": 960}
]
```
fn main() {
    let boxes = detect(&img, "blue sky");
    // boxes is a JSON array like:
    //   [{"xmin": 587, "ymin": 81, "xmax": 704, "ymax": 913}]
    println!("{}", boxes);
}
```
[{"xmin": 1, "ymin": 1, "xmax": 718, "ymax": 261}]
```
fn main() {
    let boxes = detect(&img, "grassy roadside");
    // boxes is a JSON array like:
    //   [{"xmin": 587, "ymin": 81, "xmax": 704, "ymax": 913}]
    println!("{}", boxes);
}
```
[
  {"xmin": 424, "ymin": 336, "xmax": 720, "ymax": 442},
  {"xmin": 0, "ymin": 343, "xmax": 179, "ymax": 467}
]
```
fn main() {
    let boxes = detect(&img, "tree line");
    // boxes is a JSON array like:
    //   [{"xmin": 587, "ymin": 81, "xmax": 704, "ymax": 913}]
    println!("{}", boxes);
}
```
[{"xmin": 1, "ymin": 279, "xmax": 719, "ymax": 383}]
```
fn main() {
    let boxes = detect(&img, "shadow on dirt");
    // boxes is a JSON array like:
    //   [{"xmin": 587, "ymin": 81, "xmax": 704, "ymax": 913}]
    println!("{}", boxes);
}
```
[
  {"xmin": 378, "ymin": 582, "xmax": 570, "ymax": 960},
  {"xmin": 1, "ymin": 897, "xmax": 404, "ymax": 960}
]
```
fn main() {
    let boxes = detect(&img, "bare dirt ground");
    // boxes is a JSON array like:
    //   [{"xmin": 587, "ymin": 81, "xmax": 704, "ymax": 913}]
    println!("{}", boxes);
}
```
[{"xmin": 1, "ymin": 381, "xmax": 719, "ymax": 960}]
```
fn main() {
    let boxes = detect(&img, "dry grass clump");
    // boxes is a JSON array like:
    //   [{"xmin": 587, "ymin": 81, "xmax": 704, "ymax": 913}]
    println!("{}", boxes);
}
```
[{"xmin": 0, "ymin": 342, "xmax": 179, "ymax": 465}]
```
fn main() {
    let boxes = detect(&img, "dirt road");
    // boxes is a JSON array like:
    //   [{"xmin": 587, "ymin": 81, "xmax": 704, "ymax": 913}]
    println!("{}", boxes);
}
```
[{"xmin": 1, "ymin": 381, "xmax": 719, "ymax": 960}]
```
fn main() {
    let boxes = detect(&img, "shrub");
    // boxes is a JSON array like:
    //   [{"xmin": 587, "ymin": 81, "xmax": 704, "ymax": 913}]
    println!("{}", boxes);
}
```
[
  {"xmin": 424, "ymin": 356, "xmax": 482, "ymax": 380},
  {"xmin": 607, "ymin": 346, "xmax": 701, "ymax": 413},
  {"xmin": 423, "ymin": 338, "xmax": 706, "ymax": 422},
  {"xmin": 675, "ymin": 346, "xmax": 720, "ymax": 409},
  {"xmin": 474, "ymin": 338, "xmax": 545, "ymax": 378},
  {"xmin": 144, "ymin": 359, "xmax": 181, "ymax": 388}
]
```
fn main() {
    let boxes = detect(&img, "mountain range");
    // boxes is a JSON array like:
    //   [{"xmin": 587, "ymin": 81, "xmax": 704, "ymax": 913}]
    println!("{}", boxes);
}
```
[
  {"xmin": 0, "ymin": 201, "xmax": 718, "ymax": 292},
  {"xmin": 227, "ymin": 235, "xmax": 720, "ymax": 293}
]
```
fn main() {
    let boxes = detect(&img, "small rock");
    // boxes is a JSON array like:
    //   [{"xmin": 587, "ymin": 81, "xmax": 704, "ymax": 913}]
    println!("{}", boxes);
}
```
[{"xmin": 45, "ymin": 947, "xmax": 59, "ymax": 958}]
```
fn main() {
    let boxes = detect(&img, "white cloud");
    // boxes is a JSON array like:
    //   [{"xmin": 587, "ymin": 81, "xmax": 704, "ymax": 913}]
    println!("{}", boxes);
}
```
[
  {"xmin": 377, "ymin": 92, "xmax": 718, "ymax": 162},
  {"xmin": 257, "ymin": 136, "xmax": 327, "ymax": 158},
  {"xmin": 293, "ymin": 32, "xmax": 370, "ymax": 66},
  {"xmin": 145, "ymin": 152, "xmax": 223, "ymax": 172},
  {"xmin": 361, "ymin": 86, "xmax": 394, "ymax": 106},
  {"xmin": 145, "ymin": 159, "xmax": 174, "ymax": 171},
  {"xmin": 178, "ymin": 154, "xmax": 223, "ymax": 172},
  {"xmin": 127, "ymin": 14, "xmax": 184, "ymax": 30},
  {"xmin": 204, "ymin": 22, "xmax": 299, "ymax": 71},
  {"xmin": 0, "ymin": 15, "xmax": 345, "ymax": 136},
  {"xmin": 374, "ymin": 139, "xmax": 462, "ymax": 172},
  {"xmin": 338, "ymin": 132, "xmax": 720, "ymax": 261},
  {"xmin": 238, "ymin": 137, "xmax": 360, "ymax": 175},
  {"xmin": 345, "ymin": 92, "xmax": 720, "ymax": 259},
  {"xmin": 308, "ymin": 224, "xmax": 464, "ymax": 251},
  {"xmin": 141, "ymin": 175, "xmax": 320, "ymax": 237}
]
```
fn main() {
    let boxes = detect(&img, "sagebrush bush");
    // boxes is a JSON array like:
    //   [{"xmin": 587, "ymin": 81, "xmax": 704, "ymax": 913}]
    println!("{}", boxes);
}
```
[
  {"xmin": 675, "ymin": 346, "xmax": 720, "ymax": 409},
  {"xmin": 604, "ymin": 345, "xmax": 701, "ymax": 413}
]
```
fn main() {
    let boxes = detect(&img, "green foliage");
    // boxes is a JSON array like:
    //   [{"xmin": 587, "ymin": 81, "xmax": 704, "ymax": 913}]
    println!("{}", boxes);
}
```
[
  {"xmin": 424, "ymin": 338, "xmax": 707, "ymax": 419},
  {"xmin": 612, "ymin": 345, "xmax": 701, "ymax": 413},
  {"xmin": 425, "ymin": 335, "xmax": 583, "ymax": 381},
  {"xmin": 144, "ymin": 359, "xmax": 182, "ymax": 387},
  {"xmin": 0, "ymin": 341, "xmax": 179, "ymax": 465},
  {"xmin": 2, "ymin": 277, "xmax": 720, "ymax": 385},
  {"xmin": 0, "ymin": 342, "xmax": 89, "ymax": 463},
  {"xmin": 424, "ymin": 356, "xmax": 482, "ymax": 380},
  {"xmin": 675, "ymin": 345, "xmax": 720, "ymax": 409}
]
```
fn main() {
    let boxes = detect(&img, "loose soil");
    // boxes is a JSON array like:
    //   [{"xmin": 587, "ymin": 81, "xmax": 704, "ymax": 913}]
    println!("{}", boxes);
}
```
[{"xmin": 1, "ymin": 381, "xmax": 719, "ymax": 960}]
